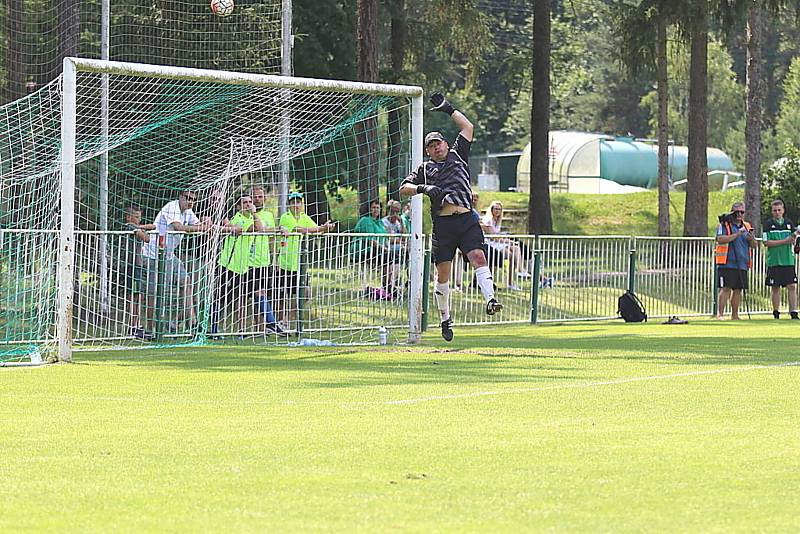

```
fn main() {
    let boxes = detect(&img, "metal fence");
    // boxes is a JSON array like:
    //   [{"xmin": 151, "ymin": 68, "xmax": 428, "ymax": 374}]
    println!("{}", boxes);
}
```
[{"xmin": 1, "ymin": 231, "xmax": 796, "ymax": 358}]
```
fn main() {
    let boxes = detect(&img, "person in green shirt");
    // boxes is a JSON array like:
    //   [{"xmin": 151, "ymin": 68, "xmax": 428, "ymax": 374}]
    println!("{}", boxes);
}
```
[
  {"xmin": 211, "ymin": 194, "xmax": 263, "ymax": 336},
  {"xmin": 276, "ymin": 191, "xmax": 335, "ymax": 328},
  {"xmin": 352, "ymin": 199, "xmax": 397, "ymax": 299},
  {"xmin": 249, "ymin": 185, "xmax": 288, "ymax": 337},
  {"xmin": 762, "ymin": 199, "xmax": 800, "ymax": 319}
]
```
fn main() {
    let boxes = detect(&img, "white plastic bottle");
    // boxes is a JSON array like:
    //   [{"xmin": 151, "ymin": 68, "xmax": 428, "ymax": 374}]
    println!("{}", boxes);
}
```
[{"xmin": 378, "ymin": 326, "xmax": 388, "ymax": 345}]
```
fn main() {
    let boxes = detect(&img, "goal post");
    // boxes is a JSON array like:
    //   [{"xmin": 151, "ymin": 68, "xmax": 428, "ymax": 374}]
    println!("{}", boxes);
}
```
[{"xmin": 47, "ymin": 57, "xmax": 426, "ymax": 362}]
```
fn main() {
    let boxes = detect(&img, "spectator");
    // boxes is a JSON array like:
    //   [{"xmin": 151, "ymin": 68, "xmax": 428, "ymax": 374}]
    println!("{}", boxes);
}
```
[
  {"xmin": 211, "ymin": 194, "xmax": 264, "ymax": 337},
  {"xmin": 250, "ymin": 186, "xmax": 288, "ymax": 337},
  {"xmin": 762, "ymin": 199, "xmax": 799, "ymax": 320},
  {"xmin": 353, "ymin": 199, "xmax": 397, "ymax": 299},
  {"xmin": 715, "ymin": 201, "xmax": 758, "ymax": 320},
  {"xmin": 400, "ymin": 201, "xmax": 412, "ymax": 235},
  {"xmin": 122, "ymin": 206, "xmax": 155, "ymax": 337},
  {"xmin": 141, "ymin": 190, "xmax": 212, "ymax": 339},
  {"xmin": 276, "ymin": 192, "xmax": 335, "ymax": 329},
  {"xmin": 481, "ymin": 200, "xmax": 531, "ymax": 290}
]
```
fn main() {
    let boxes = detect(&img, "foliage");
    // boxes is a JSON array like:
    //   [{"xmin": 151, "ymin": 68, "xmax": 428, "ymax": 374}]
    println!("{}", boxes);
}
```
[
  {"xmin": 639, "ymin": 39, "xmax": 745, "ymax": 166},
  {"xmin": 761, "ymin": 144, "xmax": 800, "ymax": 222},
  {"xmin": 771, "ymin": 56, "xmax": 800, "ymax": 159}
]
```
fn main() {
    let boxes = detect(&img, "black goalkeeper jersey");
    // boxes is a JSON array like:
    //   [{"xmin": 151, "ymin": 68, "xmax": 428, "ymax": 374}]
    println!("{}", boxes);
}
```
[{"xmin": 402, "ymin": 134, "xmax": 473, "ymax": 217}]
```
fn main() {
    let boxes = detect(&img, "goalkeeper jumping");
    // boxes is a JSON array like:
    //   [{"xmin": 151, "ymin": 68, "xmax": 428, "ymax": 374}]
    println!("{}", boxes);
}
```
[{"xmin": 400, "ymin": 93, "xmax": 502, "ymax": 342}]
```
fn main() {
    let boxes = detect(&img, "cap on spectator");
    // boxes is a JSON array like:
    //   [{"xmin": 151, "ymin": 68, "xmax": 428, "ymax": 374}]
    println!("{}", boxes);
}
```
[
  {"xmin": 424, "ymin": 131, "xmax": 446, "ymax": 146},
  {"xmin": 288, "ymin": 191, "xmax": 304, "ymax": 201}
]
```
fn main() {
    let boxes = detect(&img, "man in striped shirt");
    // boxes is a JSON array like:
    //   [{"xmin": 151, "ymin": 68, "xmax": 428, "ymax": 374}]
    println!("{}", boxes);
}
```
[{"xmin": 400, "ymin": 92, "xmax": 502, "ymax": 342}]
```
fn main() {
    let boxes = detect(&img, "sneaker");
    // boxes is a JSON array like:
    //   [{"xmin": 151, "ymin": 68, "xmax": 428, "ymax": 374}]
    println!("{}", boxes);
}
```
[
  {"xmin": 265, "ymin": 324, "xmax": 290, "ymax": 337},
  {"xmin": 508, "ymin": 284, "xmax": 522, "ymax": 291},
  {"xmin": 133, "ymin": 329, "xmax": 155, "ymax": 341},
  {"xmin": 773, "ymin": 310, "xmax": 781, "ymax": 320},
  {"xmin": 129, "ymin": 326, "xmax": 144, "ymax": 337},
  {"xmin": 791, "ymin": 311, "xmax": 799, "ymax": 320},
  {"xmin": 440, "ymin": 318, "xmax": 453, "ymax": 342},
  {"xmin": 516, "ymin": 271, "xmax": 532, "ymax": 279},
  {"xmin": 486, "ymin": 298, "xmax": 503, "ymax": 316}
]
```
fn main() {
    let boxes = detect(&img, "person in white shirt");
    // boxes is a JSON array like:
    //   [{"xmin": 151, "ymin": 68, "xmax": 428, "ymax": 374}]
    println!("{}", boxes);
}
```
[
  {"xmin": 482, "ymin": 200, "xmax": 530, "ymax": 291},
  {"xmin": 140, "ymin": 190, "xmax": 211, "ymax": 340}
]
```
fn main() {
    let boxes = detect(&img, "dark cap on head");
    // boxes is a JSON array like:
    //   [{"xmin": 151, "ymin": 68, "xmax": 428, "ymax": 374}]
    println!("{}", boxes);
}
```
[{"xmin": 424, "ymin": 131, "xmax": 446, "ymax": 147}]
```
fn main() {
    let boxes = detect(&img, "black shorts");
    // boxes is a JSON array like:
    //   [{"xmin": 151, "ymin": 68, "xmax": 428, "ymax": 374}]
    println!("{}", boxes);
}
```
[
  {"xmin": 247, "ymin": 266, "xmax": 276, "ymax": 293},
  {"xmin": 215, "ymin": 267, "xmax": 246, "ymax": 304},
  {"xmin": 718, "ymin": 267, "xmax": 749, "ymax": 290},
  {"xmin": 432, "ymin": 212, "xmax": 486, "ymax": 265},
  {"xmin": 123, "ymin": 264, "xmax": 144, "ymax": 295},
  {"xmin": 766, "ymin": 265, "xmax": 798, "ymax": 287}
]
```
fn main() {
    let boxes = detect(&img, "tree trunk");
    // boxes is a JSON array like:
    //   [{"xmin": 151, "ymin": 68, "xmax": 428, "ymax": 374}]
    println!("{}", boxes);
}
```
[
  {"xmin": 356, "ymin": 0, "xmax": 380, "ymax": 217},
  {"xmin": 745, "ymin": 2, "xmax": 763, "ymax": 233},
  {"xmin": 4, "ymin": 0, "xmax": 26, "ymax": 104},
  {"xmin": 528, "ymin": 0, "xmax": 553, "ymax": 235},
  {"xmin": 56, "ymin": 0, "xmax": 80, "ymax": 75},
  {"xmin": 683, "ymin": 0, "xmax": 708, "ymax": 237},
  {"xmin": 386, "ymin": 0, "xmax": 406, "ymax": 203},
  {"xmin": 656, "ymin": 15, "xmax": 670, "ymax": 237}
]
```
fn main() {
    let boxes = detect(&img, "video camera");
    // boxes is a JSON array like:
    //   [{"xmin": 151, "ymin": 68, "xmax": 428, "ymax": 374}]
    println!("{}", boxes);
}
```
[{"xmin": 718, "ymin": 212, "xmax": 736, "ymax": 225}]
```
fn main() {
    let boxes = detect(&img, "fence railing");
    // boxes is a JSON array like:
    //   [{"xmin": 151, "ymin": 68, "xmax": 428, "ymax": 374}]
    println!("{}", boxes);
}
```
[{"xmin": 1, "ymin": 230, "xmax": 796, "ymax": 358}]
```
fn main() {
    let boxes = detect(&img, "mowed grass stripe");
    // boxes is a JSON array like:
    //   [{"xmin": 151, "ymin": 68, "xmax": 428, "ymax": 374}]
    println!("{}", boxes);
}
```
[{"xmin": 1, "ymin": 319, "xmax": 799, "ymax": 531}]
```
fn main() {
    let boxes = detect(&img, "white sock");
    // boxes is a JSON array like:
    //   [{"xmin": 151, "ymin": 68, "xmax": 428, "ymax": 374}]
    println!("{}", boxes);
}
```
[
  {"xmin": 475, "ymin": 266, "xmax": 495, "ymax": 301},
  {"xmin": 435, "ymin": 281, "xmax": 450, "ymax": 321}
]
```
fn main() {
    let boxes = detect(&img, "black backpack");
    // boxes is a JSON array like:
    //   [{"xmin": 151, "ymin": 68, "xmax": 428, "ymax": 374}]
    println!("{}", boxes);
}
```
[{"xmin": 618, "ymin": 291, "xmax": 647, "ymax": 323}]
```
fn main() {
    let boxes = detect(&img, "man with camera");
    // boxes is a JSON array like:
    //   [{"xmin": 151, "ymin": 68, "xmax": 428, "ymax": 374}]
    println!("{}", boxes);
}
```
[
  {"xmin": 714, "ymin": 201, "xmax": 758, "ymax": 320},
  {"xmin": 762, "ymin": 199, "xmax": 799, "ymax": 320}
]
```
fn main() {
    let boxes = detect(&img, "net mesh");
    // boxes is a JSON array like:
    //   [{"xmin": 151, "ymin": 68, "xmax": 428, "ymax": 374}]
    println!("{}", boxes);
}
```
[
  {"xmin": 0, "ymin": 66, "xmax": 416, "ymax": 362},
  {"xmin": 1, "ymin": 0, "xmax": 284, "ymax": 104}
]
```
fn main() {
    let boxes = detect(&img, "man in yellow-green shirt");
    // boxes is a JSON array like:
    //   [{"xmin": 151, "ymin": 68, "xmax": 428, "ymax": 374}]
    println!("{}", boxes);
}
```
[
  {"xmin": 248, "ymin": 186, "xmax": 288, "ymax": 336},
  {"xmin": 275, "ymin": 191, "xmax": 335, "ymax": 328},
  {"xmin": 211, "ymin": 194, "xmax": 263, "ymax": 336}
]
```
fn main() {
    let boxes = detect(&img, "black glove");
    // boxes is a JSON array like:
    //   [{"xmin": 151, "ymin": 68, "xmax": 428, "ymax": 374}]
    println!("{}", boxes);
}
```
[
  {"xmin": 429, "ymin": 92, "xmax": 455, "ymax": 116},
  {"xmin": 416, "ymin": 184, "xmax": 447, "ymax": 205}
]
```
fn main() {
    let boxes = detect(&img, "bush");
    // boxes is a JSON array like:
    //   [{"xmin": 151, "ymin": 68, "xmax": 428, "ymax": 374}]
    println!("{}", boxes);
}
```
[{"xmin": 762, "ymin": 144, "xmax": 800, "ymax": 223}]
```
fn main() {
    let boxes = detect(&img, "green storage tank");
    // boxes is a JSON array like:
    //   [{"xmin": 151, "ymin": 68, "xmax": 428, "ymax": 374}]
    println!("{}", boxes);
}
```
[{"xmin": 599, "ymin": 137, "xmax": 659, "ymax": 188}]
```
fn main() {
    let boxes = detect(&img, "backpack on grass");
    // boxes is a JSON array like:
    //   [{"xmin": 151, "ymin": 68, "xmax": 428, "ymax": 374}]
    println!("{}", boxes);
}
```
[{"xmin": 618, "ymin": 291, "xmax": 647, "ymax": 323}]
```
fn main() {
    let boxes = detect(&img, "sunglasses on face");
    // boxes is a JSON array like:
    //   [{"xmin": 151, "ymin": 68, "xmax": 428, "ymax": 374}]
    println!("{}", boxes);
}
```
[{"xmin": 733, "ymin": 210, "xmax": 745, "ymax": 215}]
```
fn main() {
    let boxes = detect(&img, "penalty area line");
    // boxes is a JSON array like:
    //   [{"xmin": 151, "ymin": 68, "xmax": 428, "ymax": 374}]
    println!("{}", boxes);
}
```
[{"xmin": 381, "ymin": 361, "xmax": 800, "ymax": 406}]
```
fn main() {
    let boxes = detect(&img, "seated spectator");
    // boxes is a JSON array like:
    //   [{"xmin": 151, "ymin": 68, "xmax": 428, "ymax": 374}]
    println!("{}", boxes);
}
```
[
  {"xmin": 482, "ymin": 200, "xmax": 531, "ymax": 290},
  {"xmin": 352, "ymin": 200, "xmax": 399, "ymax": 299}
]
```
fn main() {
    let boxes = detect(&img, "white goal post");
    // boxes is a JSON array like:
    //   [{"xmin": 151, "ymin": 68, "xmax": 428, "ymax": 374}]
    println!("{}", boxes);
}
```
[{"xmin": 57, "ymin": 57, "xmax": 425, "ymax": 362}]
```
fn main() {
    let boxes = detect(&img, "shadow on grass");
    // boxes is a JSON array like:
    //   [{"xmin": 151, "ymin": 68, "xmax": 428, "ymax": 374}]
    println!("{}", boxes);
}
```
[{"xmin": 72, "ymin": 323, "xmax": 799, "ymax": 390}]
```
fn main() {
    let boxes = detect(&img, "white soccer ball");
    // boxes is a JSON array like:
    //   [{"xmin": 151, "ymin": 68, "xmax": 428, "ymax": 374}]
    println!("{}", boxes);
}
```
[{"xmin": 210, "ymin": 0, "xmax": 234, "ymax": 17}]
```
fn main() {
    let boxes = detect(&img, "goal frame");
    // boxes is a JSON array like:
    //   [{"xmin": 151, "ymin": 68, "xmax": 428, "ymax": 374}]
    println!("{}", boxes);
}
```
[{"xmin": 58, "ymin": 57, "xmax": 425, "ymax": 362}]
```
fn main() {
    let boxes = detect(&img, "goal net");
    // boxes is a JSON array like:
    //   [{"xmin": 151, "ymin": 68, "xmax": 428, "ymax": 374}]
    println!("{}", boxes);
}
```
[{"xmin": 0, "ymin": 58, "xmax": 423, "ymax": 364}]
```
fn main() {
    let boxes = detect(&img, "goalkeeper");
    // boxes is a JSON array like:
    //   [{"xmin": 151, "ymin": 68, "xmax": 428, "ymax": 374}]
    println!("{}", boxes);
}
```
[{"xmin": 400, "ymin": 92, "xmax": 502, "ymax": 342}]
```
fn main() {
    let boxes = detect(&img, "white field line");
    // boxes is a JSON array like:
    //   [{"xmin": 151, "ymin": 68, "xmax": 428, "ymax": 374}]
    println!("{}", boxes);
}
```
[
  {"xmin": 1, "ymin": 361, "xmax": 798, "ymax": 407},
  {"xmin": 380, "ymin": 361, "xmax": 800, "ymax": 406}
]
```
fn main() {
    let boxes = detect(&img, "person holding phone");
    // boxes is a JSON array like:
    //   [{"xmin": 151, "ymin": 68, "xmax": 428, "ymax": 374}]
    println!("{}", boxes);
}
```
[{"xmin": 714, "ymin": 201, "xmax": 758, "ymax": 320}]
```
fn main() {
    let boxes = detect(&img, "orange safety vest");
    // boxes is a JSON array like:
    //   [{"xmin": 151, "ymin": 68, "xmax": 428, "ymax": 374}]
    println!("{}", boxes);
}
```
[{"xmin": 714, "ymin": 221, "xmax": 753, "ymax": 267}]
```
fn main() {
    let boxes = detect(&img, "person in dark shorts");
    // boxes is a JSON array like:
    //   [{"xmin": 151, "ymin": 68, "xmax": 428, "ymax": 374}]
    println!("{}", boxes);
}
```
[
  {"xmin": 714, "ymin": 201, "xmax": 758, "ymax": 320},
  {"xmin": 762, "ymin": 199, "xmax": 800, "ymax": 319},
  {"xmin": 400, "ymin": 92, "xmax": 502, "ymax": 342},
  {"xmin": 123, "ymin": 206, "xmax": 155, "ymax": 337}
]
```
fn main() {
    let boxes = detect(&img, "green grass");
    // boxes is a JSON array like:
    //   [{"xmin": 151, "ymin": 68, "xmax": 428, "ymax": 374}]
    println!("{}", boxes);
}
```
[{"xmin": 3, "ymin": 319, "xmax": 800, "ymax": 531}]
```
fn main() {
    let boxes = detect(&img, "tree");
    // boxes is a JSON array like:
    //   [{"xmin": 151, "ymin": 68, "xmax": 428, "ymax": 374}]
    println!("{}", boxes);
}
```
[
  {"xmin": 684, "ymin": 0, "xmax": 709, "ymax": 237},
  {"xmin": 4, "ymin": 0, "xmax": 25, "ymax": 103},
  {"xmin": 356, "ymin": 0, "xmax": 380, "ymax": 217},
  {"xmin": 529, "ymin": 0, "xmax": 553, "ymax": 235},
  {"xmin": 744, "ymin": 2, "xmax": 764, "ymax": 233}
]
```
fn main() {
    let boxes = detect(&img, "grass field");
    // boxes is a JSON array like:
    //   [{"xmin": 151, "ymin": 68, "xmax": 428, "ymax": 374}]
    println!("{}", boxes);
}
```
[{"xmin": 2, "ymin": 319, "xmax": 800, "ymax": 531}]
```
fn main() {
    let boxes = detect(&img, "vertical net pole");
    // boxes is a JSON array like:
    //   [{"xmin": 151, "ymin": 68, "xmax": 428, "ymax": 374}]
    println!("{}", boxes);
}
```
[
  {"xmin": 58, "ymin": 58, "xmax": 78, "ymax": 363},
  {"xmin": 407, "ymin": 95, "xmax": 424, "ymax": 343},
  {"xmin": 98, "ymin": 0, "xmax": 111, "ymax": 314},
  {"xmin": 279, "ymin": 0, "xmax": 293, "ymax": 215}
]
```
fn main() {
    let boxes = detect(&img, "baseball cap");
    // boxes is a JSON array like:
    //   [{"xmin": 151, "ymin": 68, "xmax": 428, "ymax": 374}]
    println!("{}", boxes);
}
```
[
  {"xmin": 424, "ymin": 131, "xmax": 446, "ymax": 146},
  {"xmin": 288, "ymin": 191, "xmax": 304, "ymax": 201}
]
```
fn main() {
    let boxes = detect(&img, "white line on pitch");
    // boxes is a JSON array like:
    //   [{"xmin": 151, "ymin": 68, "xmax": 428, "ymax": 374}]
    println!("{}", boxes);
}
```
[{"xmin": 379, "ymin": 361, "xmax": 800, "ymax": 406}]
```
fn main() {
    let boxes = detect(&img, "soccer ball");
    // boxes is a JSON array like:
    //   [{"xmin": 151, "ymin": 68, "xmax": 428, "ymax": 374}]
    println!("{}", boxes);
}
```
[{"xmin": 210, "ymin": 0, "xmax": 234, "ymax": 17}]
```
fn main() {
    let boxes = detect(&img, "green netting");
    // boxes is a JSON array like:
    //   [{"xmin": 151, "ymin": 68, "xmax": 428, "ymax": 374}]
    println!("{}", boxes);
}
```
[
  {"xmin": 1, "ymin": 0, "xmax": 284, "ymax": 104},
  {"xmin": 0, "ymin": 67, "xmax": 415, "ymax": 362}
]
